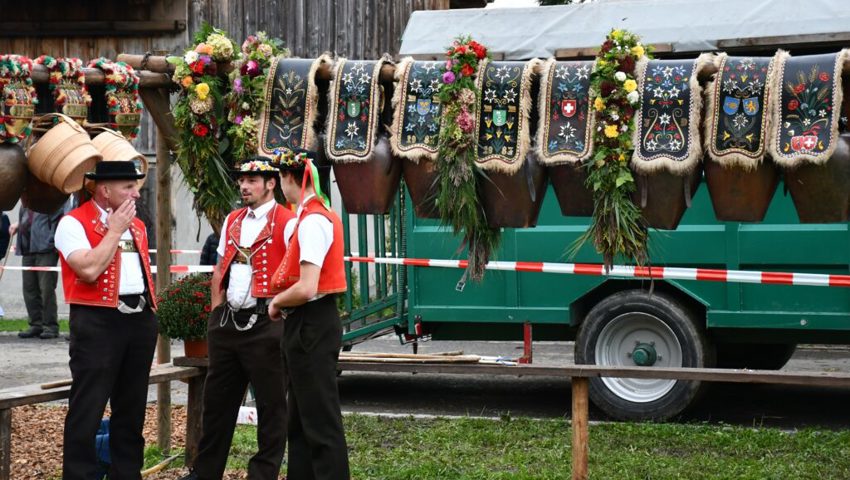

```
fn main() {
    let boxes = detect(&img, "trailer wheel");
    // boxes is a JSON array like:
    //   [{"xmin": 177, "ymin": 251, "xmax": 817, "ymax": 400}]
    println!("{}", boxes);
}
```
[
  {"xmin": 575, "ymin": 289, "xmax": 713, "ymax": 421},
  {"xmin": 716, "ymin": 343, "xmax": 797, "ymax": 370}
]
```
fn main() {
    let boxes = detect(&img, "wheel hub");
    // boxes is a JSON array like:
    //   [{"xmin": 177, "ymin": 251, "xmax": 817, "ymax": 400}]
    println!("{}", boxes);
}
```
[{"xmin": 631, "ymin": 342, "xmax": 657, "ymax": 366}]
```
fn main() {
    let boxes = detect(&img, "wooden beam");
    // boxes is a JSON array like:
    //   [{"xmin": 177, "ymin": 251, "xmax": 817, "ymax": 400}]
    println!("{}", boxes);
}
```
[
  {"xmin": 29, "ymin": 65, "xmax": 171, "ymax": 89},
  {"xmin": 571, "ymin": 378, "xmax": 589, "ymax": 480},
  {"xmin": 0, "ymin": 20, "xmax": 186, "ymax": 36},
  {"xmin": 184, "ymin": 374, "xmax": 205, "ymax": 468},
  {"xmin": 138, "ymin": 87, "xmax": 178, "ymax": 152},
  {"xmin": 155, "ymin": 126, "xmax": 174, "ymax": 453},
  {"xmin": 0, "ymin": 409, "xmax": 9, "ymax": 480}
]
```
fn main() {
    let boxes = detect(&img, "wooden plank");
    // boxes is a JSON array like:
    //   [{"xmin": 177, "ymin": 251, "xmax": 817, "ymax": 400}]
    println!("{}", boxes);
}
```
[
  {"xmin": 184, "ymin": 374, "xmax": 205, "ymax": 468},
  {"xmin": 555, "ymin": 43, "xmax": 673, "ymax": 60},
  {"xmin": 717, "ymin": 32, "xmax": 850, "ymax": 50},
  {"xmin": 155, "ymin": 126, "xmax": 174, "ymax": 453},
  {"xmin": 0, "ymin": 409, "xmax": 9, "ymax": 480},
  {"xmin": 571, "ymin": 378, "xmax": 589, "ymax": 480}
]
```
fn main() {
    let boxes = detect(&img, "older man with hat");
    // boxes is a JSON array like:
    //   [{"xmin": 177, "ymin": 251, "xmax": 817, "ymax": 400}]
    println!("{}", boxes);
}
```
[
  {"xmin": 180, "ymin": 156, "xmax": 295, "ymax": 480},
  {"xmin": 54, "ymin": 160, "xmax": 157, "ymax": 480},
  {"xmin": 268, "ymin": 149, "xmax": 350, "ymax": 480}
]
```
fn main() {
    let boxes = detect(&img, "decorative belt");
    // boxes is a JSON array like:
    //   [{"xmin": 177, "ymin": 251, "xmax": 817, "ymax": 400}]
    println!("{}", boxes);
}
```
[
  {"xmin": 117, "ymin": 240, "xmax": 138, "ymax": 253},
  {"xmin": 232, "ymin": 247, "xmax": 251, "ymax": 264},
  {"xmin": 117, "ymin": 294, "xmax": 146, "ymax": 314}
]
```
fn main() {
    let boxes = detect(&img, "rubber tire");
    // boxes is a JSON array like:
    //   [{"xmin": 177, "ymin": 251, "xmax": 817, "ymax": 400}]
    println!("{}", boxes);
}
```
[
  {"xmin": 716, "ymin": 343, "xmax": 797, "ymax": 370},
  {"xmin": 575, "ymin": 289, "xmax": 714, "ymax": 421}
]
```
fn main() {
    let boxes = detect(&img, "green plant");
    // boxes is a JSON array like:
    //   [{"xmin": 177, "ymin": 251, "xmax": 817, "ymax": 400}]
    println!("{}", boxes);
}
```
[
  {"xmin": 156, "ymin": 273, "xmax": 211, "ymax": 340},
  {"xmin": 573, "ymin": 29, "xmax": 652, "ymax": 270}
]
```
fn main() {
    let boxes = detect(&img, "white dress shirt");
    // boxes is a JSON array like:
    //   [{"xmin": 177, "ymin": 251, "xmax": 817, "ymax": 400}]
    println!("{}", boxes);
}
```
[
  {"xmin": 284, "ymin": 194, "xmax": 333, "ymax": 268},
  {"xmin": 55, "ymin": 203, "xmax": 146, "ymax": 295},
  {"xmin": 216, "ymin": 199, "xmax": 278, "ymax": 309}
]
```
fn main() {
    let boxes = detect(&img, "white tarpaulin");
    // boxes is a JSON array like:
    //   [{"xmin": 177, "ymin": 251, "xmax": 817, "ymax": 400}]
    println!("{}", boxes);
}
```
[{"xmin": 400, "ymin": 0, "xmax": 850, "ymax": 59}]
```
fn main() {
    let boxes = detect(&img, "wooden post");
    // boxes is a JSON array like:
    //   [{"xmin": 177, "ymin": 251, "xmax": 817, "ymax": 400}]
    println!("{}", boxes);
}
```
[
  {"xmin": 184, "ymin": 374, "xmax": 205, "ymax": 468},
  {"xmin": 571, "ymin": 377, "xmax": 589, "ymax": 480},
  {"xmin": 0, "ymin": 409, "xmax": 10, "ymax": 480},
  {"xmin": 155, "ymin": 99, "xmax": 174, "ymax": 453}
]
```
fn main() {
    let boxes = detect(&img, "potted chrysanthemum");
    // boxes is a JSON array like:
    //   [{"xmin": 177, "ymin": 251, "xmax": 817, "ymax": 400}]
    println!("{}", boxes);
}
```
[{"xmin": 156, "ymin": 273, "xmax": 211, "ymax": 357}]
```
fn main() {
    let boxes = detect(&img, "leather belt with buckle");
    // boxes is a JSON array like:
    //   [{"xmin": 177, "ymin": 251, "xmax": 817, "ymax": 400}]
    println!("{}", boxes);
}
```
[
  {"xmin": 118, "ymin": 294, "xmax": 146, "ymax": 314},
  {"xmin": 117, "ymin": 240, "xmax": 138, "ymax": 253}
]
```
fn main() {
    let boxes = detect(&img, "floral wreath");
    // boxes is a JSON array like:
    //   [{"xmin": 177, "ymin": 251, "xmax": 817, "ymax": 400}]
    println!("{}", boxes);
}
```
[
  {"xmin": 436, "ymin": 35, "xmax": 498, "ymax": 287},
  {"xmin": 0, "ymin": 54, "xmax": 37, "ymax": 144},
  {"xmin": 573, "ymin": 29, "xmax": 651, "ymax": 270},
  {"xmin": 235, "ymin": 158, "xmax": 278, "ymax": 173},
  {"xmin": 226, "ymin": 31, "xmax": 289, "ymax": 161},
  {"xmin": 34, "ymin": 56, "xmax": 91, "ymax": 121},
  {"xmin": 169, "ymin": 23, "xmax": 239, "ymax": 231},
  {"xmin": 87, "ymin": 57, "xmax": 142, "ymax": 140}
]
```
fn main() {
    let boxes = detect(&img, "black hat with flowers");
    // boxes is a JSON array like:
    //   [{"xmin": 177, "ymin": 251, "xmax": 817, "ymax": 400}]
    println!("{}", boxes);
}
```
[
  {"xmin": 271, "ymin": 147, "xmax": 316, "ymax": 172},
  {"xmin": 230, "ymin": 156, "xmax": 279, "ymax": 179}
]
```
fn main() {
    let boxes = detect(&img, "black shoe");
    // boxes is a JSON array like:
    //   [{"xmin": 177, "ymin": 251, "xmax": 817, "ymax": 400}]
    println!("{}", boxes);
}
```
[
  {"xmin": 18, "ymin": 328, "xmax": 43, "ymax": 339},
  {"xmin": 176, "ymin": 473, "xmax": 199, "ymax": 480},
  {"xmin": 39, "ymin": 331, "xmax": 59, "ymax": 339}
]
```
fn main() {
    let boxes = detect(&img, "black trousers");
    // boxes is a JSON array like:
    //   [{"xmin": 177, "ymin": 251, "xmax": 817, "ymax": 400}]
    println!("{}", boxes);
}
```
[
  {"xmin": 282, "ymin": 294, "xmax": 350, "ymax": 480},
  {"xmin": 62, "ymin": 303, "xmax": 158, "ymax": 480},
  {"xmin": 193, "ymin": 306, "xmax": 288, "ymax": 480}
]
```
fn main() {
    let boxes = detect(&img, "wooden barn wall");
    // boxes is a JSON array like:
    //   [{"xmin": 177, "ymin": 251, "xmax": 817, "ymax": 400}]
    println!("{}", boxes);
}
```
[{"xmin": 189, "ymin": 0, "xmax": 449, "ymax": 59}]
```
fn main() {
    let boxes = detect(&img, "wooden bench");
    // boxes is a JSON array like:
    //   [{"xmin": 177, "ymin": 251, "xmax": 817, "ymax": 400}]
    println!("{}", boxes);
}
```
[{"xmin": 0, "ymin": 363, "xmax": 205, "ymax": 480}]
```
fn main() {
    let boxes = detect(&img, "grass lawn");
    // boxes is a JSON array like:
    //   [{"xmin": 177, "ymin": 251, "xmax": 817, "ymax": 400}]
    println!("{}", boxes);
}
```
[
  {"xmin": 0, "ymin": 318, "xmax": 69, "ymax": 333},
  {"xmin": 146, "ymin": 415, "xmax": 850, "ymax": 479}
]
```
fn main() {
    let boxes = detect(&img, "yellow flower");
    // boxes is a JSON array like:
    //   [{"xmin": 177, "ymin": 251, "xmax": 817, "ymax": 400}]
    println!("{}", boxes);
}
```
[
  {"xmin": 611, "ymin": 29, "xmax": 622, "ymax": 39},
  {"xmin": 594, "ymin": 97, "xmax": 605, "ymax": 112},
  {"xmin": 597, "ymin": 59, "xmax": 607, "ymax": 67},
  {"xmin": 181, "ymin": 76, "xmax": 193, "ymax": 88},
  {"xmin": 604, "ymin": 124, "xmax": 619, "ymax": 138},
  {"xmin": 631, "ymin": 44, "xmax": 645, "ymax": 58},
  {"xmin": 195, "ymin": 82, "xmax": 210, "ymax": 101},
  {"xmin": 618, "ymin": 153, "xmax": 626, "ymax": 162},
  {"xmin": 624, "ymin": 79, "xmax": 638, "ymax": 93}
]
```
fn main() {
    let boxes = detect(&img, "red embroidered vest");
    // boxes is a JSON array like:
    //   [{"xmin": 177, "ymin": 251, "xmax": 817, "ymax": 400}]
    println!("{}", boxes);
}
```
[
  {"xmin": 59, "ymin": 200, "xmax": 157, "ymax": 310},
  {"xmin": 217, "ymin": 203, "xmax": 295, "ymax": 298},
  {"xmin": 270, "ymin": 198, "xmax": 346, "ymax": 294}
]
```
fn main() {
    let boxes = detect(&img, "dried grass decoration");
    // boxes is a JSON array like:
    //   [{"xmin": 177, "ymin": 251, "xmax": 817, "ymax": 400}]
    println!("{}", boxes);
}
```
[
  {"xmin": 436, "ymin": 36, "xmax": 498, "ymax": 288},
  {"xmin": 34, "ymin": 56, "xmax": 91, "ymax": 123},
  {"xmin": 0, "ymin": 55, "xmax": 37, "ymax": 144},
  {"xmin": 168, "ymin": 23, "xmax": 239, "ymax": 231},
  {"xmin": 226, "ymin": 31, "xmax": 290, "ymax": 161},
  {"xmin": 87, "ymin": 57, "xmax": 142, "ymax": 140},
  {"xmin": 573, "ymin": 29, "xmax": 652, "ymax": 270}
]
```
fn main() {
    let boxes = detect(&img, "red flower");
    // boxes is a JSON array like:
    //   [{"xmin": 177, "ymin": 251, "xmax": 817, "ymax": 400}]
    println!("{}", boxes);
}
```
[
  {"xmin": 793, "ymin": 83, "xmax": 805, "ymax": 95},
  {"xmin": 469, "ymin": 41, "xmax": 487, "ymax": 60},
  {"xmin": 454, "ymin": 45, "xmax": 468, "ymax": 55},
  {"xmin": 787, "ymin": 99, "xmax": 799, "ymax": 111},
  {"xmin": 190, "ymin": 61, "xmax": 205, "ymax": 75},
  {"xmin": 461, "ymin": 63, "xmax": 475, "ymax": 77},
  {"xmin": 600, "ymin": 39, "xmax": 614, "ymax": 53},
  {"xmin": 617, "ymin": 56, "xmax": 635, "ymax": 74},
  {"xmin": 203, "ymin": 305, "xmax": 211, "ymax": 312},
  {"xmin": 819, "ymin": 72, "xmax": 830, "ymax": 82},
  {"xmin": 193, "ymin": 123, "xmax": 209, "ymax": 137},
  {"xmin": 600, "ymin": 80, "xmax": 615, "ymax": 97}
]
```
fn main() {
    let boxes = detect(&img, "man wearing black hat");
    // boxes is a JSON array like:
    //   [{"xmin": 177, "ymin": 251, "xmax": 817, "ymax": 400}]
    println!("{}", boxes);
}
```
[
  {"xmin": 180, "ymin": 157, "xmax": 295, "ymax": 480},
  {"xmin": 268, "ymin": 149, "xmax": 350, "ymax": 480},
  {"xmin": 54, "ymin": 161, "xmax": 157, "ymax": 480}
]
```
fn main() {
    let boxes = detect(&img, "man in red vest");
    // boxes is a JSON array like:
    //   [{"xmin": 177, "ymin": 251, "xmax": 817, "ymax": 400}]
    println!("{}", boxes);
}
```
[
  {"xmin": 180, "ymin": 157, "xmax": 295, "ymax": 480},
  {"xmin": 268, "ymin": 149, "xmax": 350, "ymax": 480},
  {"xmin": 54, "ymin": 161, "xmax": 156, "ymax": 480}
]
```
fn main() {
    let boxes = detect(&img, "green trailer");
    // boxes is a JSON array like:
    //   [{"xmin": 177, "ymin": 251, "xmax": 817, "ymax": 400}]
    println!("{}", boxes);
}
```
[{"xmin": 336, "ymin": 0, "xmax": 850, "ymax": 421}]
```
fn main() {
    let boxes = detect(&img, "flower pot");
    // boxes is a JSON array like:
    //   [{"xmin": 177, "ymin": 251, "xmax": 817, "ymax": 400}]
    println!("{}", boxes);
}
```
[
  {"xmin": 27, "ymin": 114, "xmax": 102, "ymax": 194},
  {"xmin": 21, "ymin": 170, "xmax": 69, "ymax": 214},
  {"xmin": 704, "ymin": 157, "xmax": 779, "ymax": 222},
  {"xmin": 783, "ymin": 133, "xmax": 850, "ymax": 223},
  {"xmin": 332, "ymin": 135, "xmax": 401, "ymax": 214},
  {"xmin": 0, "ymin": 144, "xmax": 27, "ymax": 210},
  {"xmin": 480, "ymin": 153, "xmax": 549, "ymax": 228},
  {"xmin": 633, "ymin": 166, "xmax": 702, "ymax": 230},
  {"xmin": 547, "ymin": 163, "xmax": 594, "ymax": 217},
  {"xmin": 401, "ymin": 158, "xmax": 440, "ymax": 218},
  {"xmin": 89, "ymin": 128, "xmax": 148, "ymax": 190},
  {"xmin": 183, "ymin": 338, "xmax": 208, "ymax": 358}
]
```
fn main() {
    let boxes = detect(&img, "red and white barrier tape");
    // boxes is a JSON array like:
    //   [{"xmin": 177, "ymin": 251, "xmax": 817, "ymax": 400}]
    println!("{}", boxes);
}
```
[{"xmin": 2, "ymin": 256, "xmax": 849, "ymax": 288}]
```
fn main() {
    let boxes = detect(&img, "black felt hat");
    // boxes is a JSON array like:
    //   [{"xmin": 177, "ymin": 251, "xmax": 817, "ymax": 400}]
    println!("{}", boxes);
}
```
[{"xmin": 84, "ymin": 161, "xmax": 146, "ymax": 181}]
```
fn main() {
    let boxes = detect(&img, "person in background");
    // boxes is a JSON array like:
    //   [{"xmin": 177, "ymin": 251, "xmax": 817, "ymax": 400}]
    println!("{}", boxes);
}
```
[
  {"xmin": 199, "ymin": 232, "xmax": 220, "ymax": 267},
  {"xmin": 10, "ymin": 199, "xmax": 69, "ymax": 339},
  {"xmin": 54, "ymin": 161, "xmax": 157, "ymax": 480},
  {"xmin": 268, "ymin": 150, "xmax": 350, "ymax": 480}
]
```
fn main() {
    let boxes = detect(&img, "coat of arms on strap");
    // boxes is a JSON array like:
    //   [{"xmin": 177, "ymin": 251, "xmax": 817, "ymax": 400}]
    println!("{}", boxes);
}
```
[
  {"xmin": 258, "ymin": 55, "xmax": 330, "ymax": 157},
  {"xmin": 767, "ymin": 50, "xmax": 849, "ymax": 167},
  {"xmin": 536, "ymin": 59, "xmax": 595, "ymax": 165},
  {"xmin": 632, "ymin": 55, "xmax": 713, "ymax": 174},
  {"xmin": 389, "ymin": 58, "xmax": 443, "ymax": 162},
  {"xmin": 705, "ymin": 54, "xmax": 775, "ymax": 169},
  {"xmin": 474, "ymin": 59, "xmax": 538, "ymax": 174},
  {"xmin": 326, "ymin": 57, "xmax": 393, "ymax": 162}
]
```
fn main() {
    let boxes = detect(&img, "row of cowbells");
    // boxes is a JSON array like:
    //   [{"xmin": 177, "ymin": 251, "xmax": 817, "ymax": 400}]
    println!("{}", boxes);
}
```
[{"xmin": 0, "ymin": 115, "xmax": 147, "ymax": 213}]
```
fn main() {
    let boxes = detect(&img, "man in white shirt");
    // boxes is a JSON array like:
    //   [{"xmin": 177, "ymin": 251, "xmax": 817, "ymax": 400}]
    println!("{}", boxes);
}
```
[
  {"xmin": 54, "ymin": 161, "xmax": 157, "ymax": 480},
  {"xmin": 180, "ymin": 158, "xmax": 294, "ymax": 480}
]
